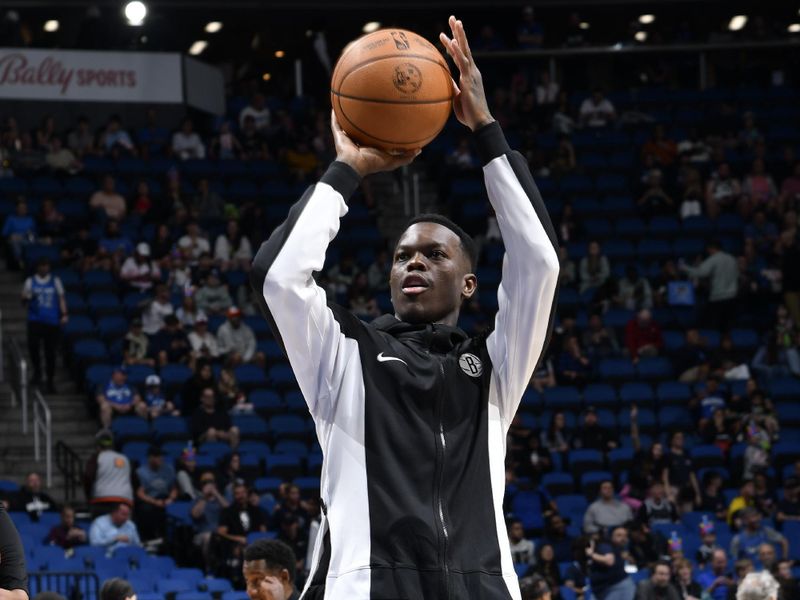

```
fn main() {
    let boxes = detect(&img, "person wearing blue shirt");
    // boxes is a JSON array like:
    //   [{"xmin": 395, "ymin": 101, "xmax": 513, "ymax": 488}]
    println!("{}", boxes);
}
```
[
  {"xmin": 88, "ymin": 502, "xmax": 141, "ymax": 557},
  {"xmin": 96, "ymin": 366, "xmax": 144, "ymax": 428},
  {"xmin": 98, "ymin": 220, "xmax": 134, "ymax": 257},
  {"xmin": 696, "ymin": 549, "xmax": 735, "ymax": 600},
  {"xmin": 134, "ymin": 445, "xmax": 177, "ymax": 541},
  {"xmin": 21, "ymin": 258, "xmax": 66, "ymax": 392},
  {"xmin": 3, "ymin": 199, "xmax": 36, "ymax": 268},
  {"xmin": 136, "ymin": 108, "xmax": 170, "ymax": 158}
]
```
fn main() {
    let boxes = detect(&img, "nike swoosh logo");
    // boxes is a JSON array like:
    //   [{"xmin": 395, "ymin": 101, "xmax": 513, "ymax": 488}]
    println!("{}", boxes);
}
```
[{"xmin": 377, "ymin": 352, "xmax": 408, "ymax": 366}]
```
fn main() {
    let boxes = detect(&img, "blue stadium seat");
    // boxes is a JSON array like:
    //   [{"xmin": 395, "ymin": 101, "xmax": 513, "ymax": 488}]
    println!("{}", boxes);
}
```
[
  {"xmin": 265, "ymin": 454, "xmax": 303, "ymax": 479},
  {"xmin": 165, "ymin": 502, "xmax": 193, "ymax": 527},
  {"xmin": 152, "ymin": 415, "xmax": 189, "ymax": 441},
  {"xmin": 637, "ymin": 357, "xmax": 673, "ymax": 380},
  {"xmin": 111, "ymin": 416, "xmax": 150, "ymax": 443},
  {"xmin": 199, "ymin": 579, "xmax": 233, "ymax": 594},
  {"xmin": 269, "ymin": 415, "xmax": 307, "ymax": 439},
  {"xmin": 598, "ymin": 359, "xmax": 636, "ymax": 382},
  {"xmin": 232, "ymin": 415, "xmax": 269, "ymax": 440},
  {"xmin": 619, "ymin": 382, "xmax": 654, "ymax": 405},
  {"xmin": 608, "ymin": 448, "xmax": 634, "ymax": 472},
  {"xmin": 511, "ymin": 490, "xmax": 547, "ymax": 530},
  {"xmin": 171, "ymin": 569, "xmax": 205, "ymax": 587},
  {"xmin": 267, "ymin": 364, "xmax": 296, "ymax": 390},
  {"xmin": 249, "ymin": 389, "xmax": 284, "ymax": 416},
  {"xmin": 198, "ymin": 441, "xmax": 232, "ymax": 461},
  {"xmin": 658, "ymin": 406, "xmax": 692, "ymax": 430},
  {"xmin": 128, "ymin": 575, "xmax": 156, "ymax": 594},
  {"xmin": 618, "ymin": 407, "xmax": 656, "ymax": 433},
  {"xmin": 126, "ymin": 364, "xmax": 156, "ymax": 387},
  {"xmin": 554, "ymin": 494, "xmax": 588, "ymax": 520},
  {"xmin": 121, "ymin": 441, "xmax": 150, "ymax": 465},
  {"xmin": 690, "ymin": 445, "xmax": 725, "ymax": 469},
  {"xmin": 274, "ymin": 440, "xmax": 308, "ymax": 457},
  {"xmin": 656, "ymin": 382, "xmax": 691, "ymax": 406},
  {"xmin": 254, "ymin": 477, "xmax": 282, "ymax": 494},
  {"xmin": 772, "ymin": 379, "xmax": 800, "ymax": 402},
  {"xmin": 159, "ymin": 364, "xmax": 193, "ymax": 392},
  {"xmin": 64, "ymin": 316, "xmax": 96, "ymax": 340},
  {"xmin": 729, "ymin": 328, "xmax": 758, "ymax": 351},
  {"xmin": 583, "ymin": 384, "xmax": 618, "ymax": 408},
  {"xmin": 637, "ymin": 239, "xmax": 671, "ymax": 260},
  {"xmin": 543, "ymin": 386, "xmax": 582, "ymax": 410},
  {"xmin": 87, "ymin": 292, "xmax": 122, "ymax": 316},
  {"xmin": 568, "ymin": 449, "xmax": 604, "ymax": 478},
  {"xmin": 234, "ymin": 364, "xmax": 268, "ymax": 390},
  {"xmin": 776, "ymin": 402, "xmax": 800, "ymax": 426},
  {"xmin": 97, "ymin": 316, "xmax": 128, "ymax": 342},
  {"xmin": 294, "ymin": 476, "xmax": 321, "ymax": 495},
  {"xmin": 157, "ymin": 581, "xmax": 193, "ymax": 596},
  {"xmin": 73, "ymin": 338, "xmax": 108, "ymax": 365},
  {"xmin": 0, "ymin": 481, "xmax": 20, "ymax": 494},
  {"xmin": 542, "ymin": 472, "xmax": 575, "ymax": 496},
  {"xmin": 603, "ymin": 239, "xmax": 636, "ymax": 259},
  {"xmin": 222, "ymin": 592, "xmax": 249, "ymax": 600}
]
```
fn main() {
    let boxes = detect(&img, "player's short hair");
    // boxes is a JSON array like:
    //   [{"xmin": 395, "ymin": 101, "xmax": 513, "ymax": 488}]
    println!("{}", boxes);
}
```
[
  {"xmin": 402, "ymin": 213, "xmax": 478, "ymax": 271},
  {"xmin": 243, "ymin": 538, "xmax": 297, "ymax": 583},
  {"xmin": 100, "ymin": 578, "xmax": 134, "ymax": 600}
]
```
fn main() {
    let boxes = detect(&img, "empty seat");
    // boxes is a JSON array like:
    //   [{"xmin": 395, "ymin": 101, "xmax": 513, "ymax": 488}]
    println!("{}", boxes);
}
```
[{"xmin": 542, "ymin": 472, "xmax": 575, "ymax": 497}]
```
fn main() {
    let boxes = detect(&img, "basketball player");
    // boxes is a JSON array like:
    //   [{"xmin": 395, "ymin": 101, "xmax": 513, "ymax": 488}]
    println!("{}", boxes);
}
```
[
  {"xmin": 0, "ymin": 503, "xmax": 28, "ymax": 600},
  {"xmin": 251, "ymin": 16, "xmax": 559, "ymax": 600}
]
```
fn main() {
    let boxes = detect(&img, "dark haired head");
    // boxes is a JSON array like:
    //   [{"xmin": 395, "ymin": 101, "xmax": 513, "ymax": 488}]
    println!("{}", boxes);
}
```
[
  {"xmin": 100, "ymin": 578, "xmax": 134, "ymax": 600},
  {"xmin": 243, "ymin": 538, "xmax": 297, "ymax": 583},
  {"xmin": 403, "ymin": 213, "xmax": 477, "ymax": 272}
]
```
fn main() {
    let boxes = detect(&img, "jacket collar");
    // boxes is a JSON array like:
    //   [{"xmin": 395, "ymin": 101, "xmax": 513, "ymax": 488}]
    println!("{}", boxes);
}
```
[{"xmin": 371, "ymin": 314, "xmax": 468, "ymax": 353}]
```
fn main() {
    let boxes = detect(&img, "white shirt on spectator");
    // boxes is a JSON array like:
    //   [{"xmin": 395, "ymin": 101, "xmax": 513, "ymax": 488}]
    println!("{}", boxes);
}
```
[
  {"xmin": 239, "ymin": 105, "xmax": 271, "ymax": 131},
  {"xmin": 172, "ymin": 131, "xmax": 206, "ymax": 160},
  {"xmin": 536, "ymin": 82, "xmax": 560, "ymax": 105},
  {"xmin": 178, "ymin": 235, "xmax": 211, "ymax": 261},
  {"xmin": 579, "ymin": 98, "xmax": 616, "ymax": 128},
  {"xmin": 142, "ymin": 299, "xmax": 174, "ymax": 335},
  {"xmin": 214, "ymin": 234, "xmax": 253, "ymax": 264},
  {"xmin": 120, "ymin": 258, "xmax": 161, "ymax": 292}
]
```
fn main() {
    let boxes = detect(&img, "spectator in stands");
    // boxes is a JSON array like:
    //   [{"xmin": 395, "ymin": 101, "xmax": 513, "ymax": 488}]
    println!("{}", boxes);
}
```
[
  {"xmin": 583, "ymin": 481, "xmax": 633, "ymax": 534},
  {"xmin": 137, "ymin": 108, "xmax": 170, "ymax": 158},
  {"xmin": 574, "ymin": 407, "xmax": 617, "ymax": 452},
  {"xmin": 66, "ymin": 115, "xmax": 95, "ymax": 156},
  {"xmin": 702, "ymin": 407, "xmax": 736, "ymax": 456},
  {"xmin": 625, "ymin": 309, "xmax": 664, "ymax": 362},
  {"xmin": 142, "ymin": 284, "xmax": 174, "ymax": 335},
  {"xmin": 239, "ymin": 92, "xmax": 271, "ymax": 131},
  {"xmin": 99, "ymin": 578, "xmax": 135, "ymax": 600},
  {"xmin": 242, "ymin": 538, "xmax": 301, "ymax": 600},
  {"xmin": 534, "ymin": 543, "xmax": 562, "ymax": 597},
  {"xmin": 775, "ymin": 560, "xmax": 798, "ymax": 600},
  {"xmin": 191, "ymin": 470, "xmax": 229, "ymax": 571},
  {"xmin": 779, "ymin": 162, "xmax": 800, "ymax": 210},
  {"xmin": 172, "ymin": 117, "xmax": 206, "ymax": 160},
  {"xmin": 542, "ymin": 514, "xmax": 574, "ymax": 564},
  {"xmin": 743, "ymin": 159, "xmax": 778, "ymax": 214},
  {"xmin": 552, "ymin": 90, "xmax": 576, "ymax": 135},
  {"xmin": 666, "ymin": 431, "xmax": 701, "ymax": 508},
  {"xmin": 550, "ymin": 135, "xmax": 577, "ymax": 178},
  {"xmin": 366, "ymin": 249, "xmax": 391, "ymax": 293},
  {"xmin": 728, "ymin": 480, "xmax": 757, "ymax": 528},
  {"xmin": 730, "ymin": 508, "xmax": 788, "ymax": 563},
  {"xmin": 348, "ymin": 272, "xmax": 380, "ymax": 318},
  {"xmin": 676, "ymin": 329, "xmax": 711, "ymax": 382},
  {"xmin": 89, "ymin": 502, "xmax": 141, "ymax": 556},
  {"xmin": 122, "ymin": 318, "xmax": 153, "ymax": 367},
  {"xmin": 134, "ymin": 445, "xmax": 177, "ymax": 541},
  {"xmin": 776, "ymin": 478, "xmax": 800, "ymax": 529},
  {"xmin": 45, "ymin": 136, "xmax": 82, "ymax": 174},
  {"xmin": 22, "ymin": 257, "xmax": 66, "ymax": 392},
  {"xmin": 191, "ymin": 387, "xmax": 240, "ymax": 448},
  {"xmin": 563, "ymin": 537, "xmax": 590, "ymax": 599},
  {"xmin": 37, "ymin": 198, "xmax": 65, "ymax": 243},
  {"xmin": 697, "ymin": 549, "xmax": 735, "ymax": 600},
  {"xmin": 757, "ymin": 543, "xmax": 777, "ymax": 573},
  {"xmin": 98, "ymin": 219, "xmax": 133, "ymax": 259},
  {"xmin": 587, "ymin": 526, "xmax": 635, "ymax": 600},
  {"xmin": 45, "ymin": 504, "xmax": 87, "ymax": 549},
  {"xmin": 150, "ymin": 314, "xmax": 191, "ymax": 367},
  {"xmin": 699, "ymin": 471, "xmax": 728, "ymax": 522},
  {"xmin": 216, "ymin": 481, "xmax": 267, "ymax": 578},
  {"xmin": 641, "ymin": 125, "xmax": 678, "ymax": 168},
  {"xmin": 579, "ymin": 89, "xmax": 616, "ymax": 128},
  {"xmin": 272, "ymin": 484, "xmax": 308, "ymax": 531},
  {"xmin": 174, "ymin": 444, "xmax": 201, "ymax": 499},
  {"xmin": 178, "ymin": 220, "xmax": 211, "ymax": 263},
  {"xmin": 277, "ymin": 513, "xmax": 307, "ymax": 576},
  {"xmin": 211, "ymin": 121, "xmax": 243, "ymax": 160},
  {"xmin": 536, "ymin": 70, "xmax": 560, "ymax": 109},
  {"xmin": 558, "ymin": 246, "xmax": 576, "ymax": 287},
  {"xmin": 120, "ymin": 242, "xmax": 161, "ymax": 293},
  {"xmin": 745, "ymin": 211, "xmax": 778, "ymax": 255},
  {"xmin": 182, "ymin": 359, "xmax": 216, "ymax": 414},
  {"xmin": 528, "ymin": 349, "xmax": 556, "ymax": 393},
  {"xmin": 176, "ymin": 295, "xmax": 201, "ymax": 328},
  {"xmin": 238, "ymin": 115, "xmax": 270, "ymax": 161},
  {"xmin": 516, "ymin": 6, "xmax": 544, "ymax": 49},
  {"xmin": 130, "ymin": 180, "xmax": 153, "ymax": 219},
  {"xmin": 142, "ymin": 374, "xmax": 179, "ymax": 419},
  {"xmin": 84, "ymin": 429, "xmax": 133, "ymax": 514},
  {"xmin": 556, "ymin": 335, "xmax": 592, "ymax": 386},
  {"xmin": 4, "ymin": 199, "xmax": 36, "ymax": 268},
  {"xmin": 217, "ymin": 306, "xmax": 257, "ymax": 365},
  {"xmin": 196, "ymin": 269, "xmax": 233, "ymax": 316},
  {"xmin": 696, "ymin": 518, "xmax": 722, "ymax": 567},
  {"xmin": 99, "ymin": 115, "xmax": 136, "ymax": 157},
  {"xmin": 679, "ymin": 186, "xmax": 703, "ymax": 220},
  {"xmin": 742, "ymin": 425, "xmax": 770, "ymax": 481},
  {"xmin": 705, "ymin": 163, "xmax": 741, "ymax": 218},
  {"xmin": 627, "ymin": 520, "xmax": 666, "ymax": 569},
  {"xmin": 95, "ymin": 365, "xmax": 144, "ymax": 428},
  {"xmin": 638, "ymin": 481, "xmax": 678, "ymax": 527},
  {"xmin": 12, "ymin": 472, "xmax": 56, "ymax": 522},
  {"xmin": 751, "ymin": 333, "xmax": 800, "ymax": 380},
  {"xmin": 188, "ymin": 313, "xmax": 220, "ymax": 361},
  {"xmin": 540, "ymin": 411, "xmax": 569, "ymax": 455},
  {"xmin": 579, "ymin": 241, "xmax": 610, "ymax": 294},
  {"xmin": 90, "ymin": 175, "xmax": 127, "ymax": 221},
  {"xmin": 637, "ymin": 169, "xmax": 675, "ymax": 218},
  {"xmin": 634, "ymin": 560, "xmax": 680, "ymax": 600},
  {"xmin": 215, "ymin": 220, "xmax": 253, "ymax": 272},
  {"xmin": 192, "ymin": 177, "xmax": 226, "ymax": 222},
  {"xmin": 617, "ymin": 266, "xmax": 654, "ymax": 311}
]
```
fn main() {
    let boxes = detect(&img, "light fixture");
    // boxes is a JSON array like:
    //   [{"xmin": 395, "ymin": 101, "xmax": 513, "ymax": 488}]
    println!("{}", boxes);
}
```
[
  {"xmin": 728, "ymin": 15, "xmax": 747, "ymax": 31},
  {"xmin": 205, "ymin": 21, "xmax": 222, "ymax": 34},
  {"xmin": 274, "ymin": 50, "xmax": 285, "ymax": 58},
  {"xmin": 579, "ymin": 21, "xmax": 590, "ymax": 30},
  {"xmin": 362, "ymin": 21, "xmax": 381, "ymax": 33},
  {"xmin": 188, "ymin": 40, "xmax": 207, "ymax": 55},
  {"xmin": 43, "ymin": 19, "xmax": 59, "ymax": 32},
  {"xmin": 262, "ymin": 72, "xmax": 272, "ymax": 81},
  {"xmin": 639, "ymin": 14, "xmax": 655, "ymax": 25},
  {"xmin": 124, "ymin": 1, "xmax": 147, "ymax": 26},
  {"xmin": 635, "ymin": 30, "xmax": 648, "ymax": 42},
  {"xmin": 789, "ymin": 23, "xmax": 800, "ymax": 33}
]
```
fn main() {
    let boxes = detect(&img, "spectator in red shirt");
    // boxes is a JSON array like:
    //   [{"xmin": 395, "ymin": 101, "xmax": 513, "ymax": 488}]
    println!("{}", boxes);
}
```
[
  {"xmin": 641, "ymin": 124, "xmax": 678, "ymax": 168},
  {"xmin": 625, "ymin": 309, "xmax": 663, "ymax": 362}
]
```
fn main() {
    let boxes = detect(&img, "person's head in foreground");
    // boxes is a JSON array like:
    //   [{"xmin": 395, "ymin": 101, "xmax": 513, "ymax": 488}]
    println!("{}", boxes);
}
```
[
  {"xmin": 520, "ymin": 573, "xmax": 551, "ymax": 600},
  {"xmin": 100, "ymin": 578, "xmax": 135, "ymax": 600},
  {"xmin": 390, "ymin": 214, "xmax": 478, "ymax": 327},
  {"xmin": 650, "ymin": 560, "xmax": 672, "ymax": 588},
  {"xmin": 243, "ymin": 539, "xmax": 297, "ymax": 600},
  {"xmin": 736, "ymin": 571, "xmax": 779, "ymax": 600}
]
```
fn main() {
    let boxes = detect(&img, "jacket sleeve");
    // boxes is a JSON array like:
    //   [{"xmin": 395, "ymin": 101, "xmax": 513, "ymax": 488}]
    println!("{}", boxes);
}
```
[
  {"xmin": 478, "ymin": 122, "xmax": 560, "ymax": 426},
  {"xmin": 250, "ymin": 162, "xmax": 364, "ymax": 420}
]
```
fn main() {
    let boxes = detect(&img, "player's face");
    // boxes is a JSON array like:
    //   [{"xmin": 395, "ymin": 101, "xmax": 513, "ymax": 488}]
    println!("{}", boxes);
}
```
[{"xmin": 390, "ymin": 223, "xmax": 476, "ymax": 326}]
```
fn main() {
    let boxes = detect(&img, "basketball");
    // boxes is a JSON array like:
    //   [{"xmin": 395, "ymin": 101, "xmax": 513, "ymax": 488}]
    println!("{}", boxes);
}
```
[{"xmin": 331, "ymin": 28, "xmax": 454, "ymax": 153}]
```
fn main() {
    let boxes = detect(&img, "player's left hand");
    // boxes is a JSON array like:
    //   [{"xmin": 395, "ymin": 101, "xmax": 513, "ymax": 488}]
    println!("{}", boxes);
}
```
[{"xmin": 440, "ymin": 15, "xmax": 495, "ymax": 132}]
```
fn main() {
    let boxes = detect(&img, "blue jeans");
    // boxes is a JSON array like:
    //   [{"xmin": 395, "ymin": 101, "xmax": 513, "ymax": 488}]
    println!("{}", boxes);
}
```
[{"xmin": 595, "ymin": 577, "xmax": 635, "ymax": 600}]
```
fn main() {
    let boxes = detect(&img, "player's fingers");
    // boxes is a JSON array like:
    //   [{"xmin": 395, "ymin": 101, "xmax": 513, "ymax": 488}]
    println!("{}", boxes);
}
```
[
  {"xmin": 448, "ymin": 39, "xmax": 469, "ymax": 73},
  {"xmin": 455, "ymin": 19, "xmax": 472, "ymax": 61},
  {"xmin": 330, "ymin": 110, "xmax": 343, "ymax": 135},
  {"xmin": 450, "ymin": 77, "xmax": 461, "ymax": 95}
]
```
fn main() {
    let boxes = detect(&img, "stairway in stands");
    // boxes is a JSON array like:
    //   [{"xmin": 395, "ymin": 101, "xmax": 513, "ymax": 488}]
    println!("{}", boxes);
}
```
[{"xmin": 0, "ymin": 261, "xmax": 97, "ymax": 503}]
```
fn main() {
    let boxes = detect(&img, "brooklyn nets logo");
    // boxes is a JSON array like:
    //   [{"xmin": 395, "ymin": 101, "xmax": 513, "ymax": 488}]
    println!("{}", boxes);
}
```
[
  {"xmin": 459, "ymin": 353, "xmax": 483, "ymax": 378},
  {"xmin": 392, "ymin": 63, "xmax": 422, "ymax": 94}
]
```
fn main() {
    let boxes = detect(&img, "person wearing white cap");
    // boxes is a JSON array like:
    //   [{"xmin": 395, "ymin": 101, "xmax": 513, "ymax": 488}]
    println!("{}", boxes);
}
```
[
  {"xmin": 188, "ymin": 313, "xmax": 220, "ymax": 360},
  {"xmin": 142, "ymin": 374, "xmax": 179, "ymax": 419},
  {"xmin": 120, "ymin": 241, "xmax": 161, "ymax": 293}
]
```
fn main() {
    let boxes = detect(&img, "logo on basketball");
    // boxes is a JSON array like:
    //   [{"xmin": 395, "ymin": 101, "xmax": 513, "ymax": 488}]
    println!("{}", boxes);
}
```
[
  {"xmin": 391, "ymin": 31, "xmax": 410, "ymax": 50},
  {"xmin": 393, "ymin": 63, "xmax": 422, "ymax": 94},
  {"xmin": 459, "ymin": 353, "xmax": 483, "ymax": 378}
]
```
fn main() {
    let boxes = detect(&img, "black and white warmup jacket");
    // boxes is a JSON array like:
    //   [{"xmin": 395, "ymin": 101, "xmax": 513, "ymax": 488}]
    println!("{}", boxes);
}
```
[{"xmin": 251, "ymin": 122, "xmax": 560, "ymax": 600}]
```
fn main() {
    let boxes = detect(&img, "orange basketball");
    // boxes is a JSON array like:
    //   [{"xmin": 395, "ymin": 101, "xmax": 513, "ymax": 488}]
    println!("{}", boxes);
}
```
[{"xmin": 331, "ymin": 28, "xmax": 454, "ymax": 153}]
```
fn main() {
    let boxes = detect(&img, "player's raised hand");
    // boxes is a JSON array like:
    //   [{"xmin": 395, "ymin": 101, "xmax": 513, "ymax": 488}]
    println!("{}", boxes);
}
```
[
  {"xmin": 440, "ymin": 16, "xmax": 495, "ymax": 132},
  {"xmin": 331, "ymin": 111, "xmax": 420, "ymax": 178}
]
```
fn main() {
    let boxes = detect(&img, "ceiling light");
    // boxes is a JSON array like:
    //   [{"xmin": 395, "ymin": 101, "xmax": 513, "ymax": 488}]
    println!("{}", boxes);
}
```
[
  {"xmin": 635, "ymin": 31, "xmax": 648, "ymax": 42},
  {"xmin": 124, "ymin": 1, "xmax": 147, "ymax": 26},
  {"xmin": 43, "ymin": 19, "xmax": 59, "ymax": 32},
  {"xmin": 728, "ymin": 15, "xmax": 747, "ymax": 31},
  {"xmin": 362, "ymin": 21, "xmax": 381, "ymax": 33},
  {"xmin": 188, "ymin": 40, "xmax": 207, "ymax": 55},
  {"xmin": 639, "ymin": 14, "xmax": 655, "ymax": 25},
  {"xmin": 789, "ymin": 23, "xmax": 800, "ymax": 33},
  {"xmin": 262, "ymin": 73, "xmax": 272, "ymax": 81},
  {"xmin": 579, "ymin": 21, "xmax": 590, "ymax": 30},
  {"xmin": 274, "ymin": 50, "xmax": 285, "ymax": 58},
  {"xmin": 205, "ymin": 21, "xmax": 222, "ymax": 34}
]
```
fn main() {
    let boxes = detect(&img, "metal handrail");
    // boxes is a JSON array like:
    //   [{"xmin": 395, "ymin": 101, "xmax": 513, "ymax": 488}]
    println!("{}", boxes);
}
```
[
  {"xmin": 33, "ymin": 387, "xmax": 52, "ymax": 488},
  {"xmin": 8, "ymin": 338, "xmax": 28, "ymax": 434},
  {"xmin": 55, "ymin": 440, "xmax": 84, "ymax": 504}
]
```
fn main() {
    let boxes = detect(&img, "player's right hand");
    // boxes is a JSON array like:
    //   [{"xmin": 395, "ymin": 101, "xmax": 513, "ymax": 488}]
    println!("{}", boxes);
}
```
[{"xmin": 331, "ymin": 110, "xmax": 420, "ymax": 178}]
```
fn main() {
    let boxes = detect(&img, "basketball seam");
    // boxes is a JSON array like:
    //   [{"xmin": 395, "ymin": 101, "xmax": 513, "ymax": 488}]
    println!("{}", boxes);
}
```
[
  {"xmin": 330, "ymin": 90, "xmax": 453, "ymax": 105},
  {"xmin": 336, "ymin": 53, "xmax": 452, "ymax": 95}
]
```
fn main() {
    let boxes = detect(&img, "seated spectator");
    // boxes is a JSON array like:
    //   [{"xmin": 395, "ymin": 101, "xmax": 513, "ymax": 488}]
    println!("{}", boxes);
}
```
[
  {"xmin": 541, "ymin": 514, "xmax": 574, "ymax": 564},
  {"xmin": 742, "ymin": 158, "xmax": 777, "ymax": 211},
  {"xmin": 699, "ymin": 471, "xmax": 728, "ymax": 523},
  {"xmin": 697, "ymin": 549, "xmax": 734, "ymax": 600},
  {"xmin": 120, "ymin": 243, "xmax": 161, "ymax": 293},
  {"xmin": 696, "ymin": 518, "xmax": 722, "ymax": 567},
  {"xmin": 529, "ymin": 350, "xmax": 557, "ymax": 392},
  {"xmin": 142, "ymin": 375, "xmax": 179, "ymax": 419},
  {"xmin": 556, "ymin": 335, "xmax": 592, "ymax": 386},
  {"xmin": 637, "ymin": 168, "xmax": 675, "ymax": 218},
  {"xmin": 730, "ymin": 508, "xmax": 788, "ymax": 562},
  {"xmin": 217, "ymin": 453, "xmax": 249, "ymax": 498},
  {"xmin": 625, "ymin": 309, "xmax": 664, "ymax": 361},
  {"xmin": 550, "ymin": 135, "xmax": 576, "ymax": 177},
  {"xmin": 552, "ymin": 90, "xmax": 576, "ymax": 135},
  {"xmin": 776, "ymin": 478, "xmax": 800, "ymax": 530},
  {"xmin": 752, "ymin": 473, "xmax": 777, "ymax": 519},
  {"xmin": 676, "ymin": 329, "xmax": 711, "ymax": 383},
  {"xmin": 730, "ymin": 559, "xmax": 756, "ymax": 598},
  {"xmin": 666, "ymin": 431, "xmax": 701, "ymax": 508},
  {"xmin": 563, "ymin": 537, "xmax": 590, "ymax": 599},
  {"xmin": 757, "ymin": 543, "xmax": 777, "ymax": 573},
  {"xmin": 192, "ymin": 251, "xmax": 216, "ymax": 286},
  {"xmin": 191, "ymin": 471, "xmax": 229, "ymax": 570},
  {"xmin": 99, "ymin": 115, "xmax": 136, "ymax": 157},
  {"xmin": 276, "ymin": 514, "xmax": 307, "ymax": 576},
  {"xmin": 679, "ymin": 186, "xmax": 703, "ymax": 220},
  {"xmin": 638, "ymin": 481, "xmax": 678, "ymax": 527},
  {"xmin": 217, "ymin": 362, "xmax": 241, "ymax": 409},
  {"xmin": 45, "ymin": 137, "xmax": 82, "ymax": 174},
  {"xmin": 238, "ymin": 115, "xmax": 269, "ymax": 160},
  {"xmin": 2, "ymin": 199, "xmax": 36, "ymax": 267},
  {"xmin": 134, "ymin": 445, "xmax": 177, "ymax": 541},
  {"xmin": 182, "ymin": 360, "xmax": 216, "ymax": 414},
  {"xmin": 702, "ymin": 407, "xmax": 736, "ymax": 456},
  {"xmin": 533, "ymin": 543, "xmax": 562, "ymax": 597},
  {"xmin": 583, "ymin": 481, "xmax": 632, "ymax": 534},
  {"xmin": 241, "ymin": 539, "xmax": 302, "ymax": 600},
  {"xmin": 239, "ymin": 92, "xmax": 271, "ymax": 131},
  {"xmin": 775, "ymin": 560, "xmax": 799, "ymax": 600},
  {"xmin": 558, "ymin": 246, "xmax": 576, "ymax": 287},
  {"xmin": 136, "ymin": 108, "xmax": 170, "ymax": 158},
  {"xmin": 211, "ymin": 121, "xmax": 243, "ymax": 160},
  {"xmin": 628, "ymin": 520, "xmax": 667, "ymax": 569},
  {"xmin": 616, "ymin": 266, "xmax": 654, "ymax": 311},
  {"xmin": 96, "ymin": 366, "xmax": 144, "ymax": 428},
  {"xmin": 558, "ymin": 204, "xmax": 583, "ymax": 244},
  {"xmin": 215, "ymin": 481, "xmax": 267, "ymax": 577},
  {"xmin": 189, "ymin": 314, "xmax": 220, "ymax": 361},
  {"xmin": 366, "ymin": 249, "xmax": 391, "ymax": 293},
  {"xmin": 191, "ymin": 387, "xmax": 240, "ymax": 447},
  {"xmin": 641, "ymin": 125, "xmax": 677, "ymax": 168},
  {"xmin": 635, "ymin": 560, "xmax": 680, "ymax": 600},
  {"xmin": 579, "ymin": 89, "xmax": 616, "ymax": 128},
  {"xmin": 348, "ymin": 273, "xmax": 379, "ymax": 319},
  {"xmin": 536, "ymin": 69, "xmax": 559, "ymax": 108},
  {"xmin": 97, "ymin": 219, "xmax": 133, "ymax": 257},
  {"xmin": 284, "ymin": 138, "xmax": 319, "ymax": 180},
  {"xmin": 215, "ymin": 219, "xmax": 253, "ymax": 272},
  {"xmin": 705, "ymin": 163, "xmax": 741, "ymax": 218},
  {"xmin": 131, "ymin": 180, "xmax": 153, "ymax": 219},
  {"xmin": 88, "ymin": 503, "xmax": 141, "ymax": 556},
  {"xmin": 172, "ymin": 117, "xmax": 206, "ymax": 160},
  {"xmin": 175, "ymin": 445, "xmax": 202, "ymax": 500},
  {"xmin": 12, "ymin": 472, "xmax": 57, "ymax": 521},
  {"xmin": 742, "ymin": 424, "xmax": 770, "ymax": 481},
  {"xmin": 574, "ymin": 406, "xmax": 616, "ymax": 452},
  {"xmin": 176, "ymin": 295, "xmax": 201, "ymax": 328},
  {"xmin": 90, "ymin": 176, "xmax": 127, "ymax": 221},
  {"xmin": 196, "ymin": 269, "xmax": 233, "ymax": 317},
  {"xmin": 217, "ymin": 306, "xmax": 257, "ymax": 365},
  {"xmin": 142, "ymin": 284, "xmax": 174, "ymax": 335},
  {"xmin": 509, "ymin": 520, "xmax": 536, "ymax": 569},
  {"xmin": 579, "ymin": 241, "xmax": 610, "ymax": 294},
  {"xmin": 150, "ymin": 314, "xmax": 191, "ymax": 367},
  {"xmin": 192, "ymin": 178, "xmax": 226, "ymax": 222},
  {"xmin": 67, "ymin": 115, "xmax": 95, "ymax": 156},
  {"xmin": 728, "ymin": 480, "xmax": 757, "ymax": 528},
  {"xmin": 587, "ymin": 526, "xmax": 635, "ymax": 599},
  {"xmin": 84, "ymin": 429, "xmax": 133, "ymax": 514},
  {"xmin": 539, "ymin": 411, "xmax": 569, "ymax": 454},
  {"xmin": 45, "ymin": 505, "xmax": 87, "ymax": 549},
  {"xmin": 517, "ymin": 6, "xmax": 544, "ymax": 48},
  {"xmin": 744, "ymin": 211, "xmax": 778, "ymax": 255},
  {"xmin": 326, "ymin": 253, "xmax": 360, "ymax": 296},
  {"xmin": 178, "ymin": 221, "xmax": 211, "ymax": 263},
  {"xmin": 37, "ymin": 198, "xmax": 65, "ymax": 242},
  {"xmin": 751, "ymin": 332, "xmax": 800, "ymax": 380}
]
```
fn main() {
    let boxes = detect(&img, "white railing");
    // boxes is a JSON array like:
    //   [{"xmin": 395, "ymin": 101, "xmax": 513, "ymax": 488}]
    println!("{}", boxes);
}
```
[
  {"xmin": 8, "ymin": 338, "xmax": 28, "ymax": 434},
  {"xmin": 33, "ymin": 388, "xmax": 52, "ymax": 488}
]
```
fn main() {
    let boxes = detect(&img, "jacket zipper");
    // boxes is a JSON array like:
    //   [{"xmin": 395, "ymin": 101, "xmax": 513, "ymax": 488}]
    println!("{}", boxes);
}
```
[{"xmin": 434, "ymin": 358, "xmax": 450, "ymax": 600}]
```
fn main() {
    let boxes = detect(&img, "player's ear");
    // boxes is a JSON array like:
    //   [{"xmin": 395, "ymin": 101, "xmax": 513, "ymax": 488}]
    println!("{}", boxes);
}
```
[
  {"xmin": 280, "ymin": 568, "xmax": 291, "ymax": 585},
  {"xmin": 461, "ymin": 272, "xmax": 477, "ymax": 300}
]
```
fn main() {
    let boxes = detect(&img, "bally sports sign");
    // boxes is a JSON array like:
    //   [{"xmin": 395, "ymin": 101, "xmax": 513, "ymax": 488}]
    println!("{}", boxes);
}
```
[{"xmin": 0, "ymin": 48, "xmax": 183, "ymax": 103}]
